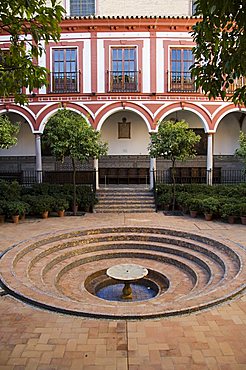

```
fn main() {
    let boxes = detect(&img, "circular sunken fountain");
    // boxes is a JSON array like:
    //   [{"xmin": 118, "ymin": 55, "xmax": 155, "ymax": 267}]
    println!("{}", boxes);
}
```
[{"xmin": 0, "ymin": 227, "xmax": 245, "ymax": 319}]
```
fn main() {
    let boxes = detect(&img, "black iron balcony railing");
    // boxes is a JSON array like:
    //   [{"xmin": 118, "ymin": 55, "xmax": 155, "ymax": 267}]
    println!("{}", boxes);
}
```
[
  {"xmin": 169, "ymin": 71, "xmax": 196, "ymax": 92},
  {"xmin": 227, "ymin": 76, "xmax": 245, "ymax": 93},
  {"xmin": 49, "ymin": 71, "xmax": 80, "ymax": 93},
  {"xmin": 108, "ymin": 70, "xmax": 140, "ymax": 92}
]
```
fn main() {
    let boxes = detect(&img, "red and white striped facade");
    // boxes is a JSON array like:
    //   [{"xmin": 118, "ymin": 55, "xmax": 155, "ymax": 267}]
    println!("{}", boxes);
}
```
[{"xmin": 0, "ymin": 15, "xmax": 245, "ymax": 185}]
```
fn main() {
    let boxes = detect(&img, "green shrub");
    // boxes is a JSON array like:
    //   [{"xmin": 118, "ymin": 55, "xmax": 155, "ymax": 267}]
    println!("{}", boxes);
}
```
[
  {"xmin": 0, "ymin": 180, "xmax": 21, "ymax": 201},
  {"xmin": 220, "ymin": 202, "xmax": 241, "ymax": 218},
  {"xmin": 239, "ymin": 203, "xmax": 246, "ymax": 216},
  {"xmin": 186, "ymin": 196, "xmax": 204, "ymax": 212},
  {"xmin": 6, "ymin": 200, "xmax": 28, "ymax": 216},
  {"xmin": 30, "ymin": 195, "xmax": 55, "ymax": 215},
  {"xmin": 53, "ymin": 197, "xmax": 69, "ymax": 212},
  {"xmin": 200, "ymin": 196, "xmax": 220, "ymax": 214},
  {"xmin": 157, "ymin": 192, "xmax": 172, "ymax": 209}
]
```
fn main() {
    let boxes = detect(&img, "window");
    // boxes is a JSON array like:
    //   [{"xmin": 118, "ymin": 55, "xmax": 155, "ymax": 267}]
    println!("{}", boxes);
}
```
[
  {"xmin": 51, "ymin": 48, "xmax": 78, "ymax": 93},
  {"xmin": 109, "ymin": 47, "xmax": 139, "ymax": 92},
  {"xmin": 170, "ymin": 48, "xmax": 195, "ymax": 92},
  {"xmin": 192, "ymin": 0, "xmax": 197, "ymax": 15},
  {"xmin": 70, "ymin": 0, "xmax": 95, "ymax": 16}
]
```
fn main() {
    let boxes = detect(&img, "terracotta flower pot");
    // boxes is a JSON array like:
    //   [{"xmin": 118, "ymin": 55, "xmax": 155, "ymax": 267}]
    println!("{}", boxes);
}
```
[
  {"xmin": 20, "ymin": 213, "xmax": 25, "ymax": 221},
  {"xmin": 12, "ymin": 215, "xmax": 19, "ymax": 224},
  {"xmin": 227, "ymin": 216, "xmax": 236, "ymax": 224},
  {"xmin": 204, "ymin": 213, "xmax": 213, "ymax": 221},
  {"xmin": 57, "ymin": 210, "xmax": 65, "ymax": 217},
  {"xmin": 241, "ymin": 216, "xmax": 246, "ymax": 225},
  {"xmin": 190, "ymin": 210, "xmax": 198, "ymax": 218},
  {"xmin": 41, "ymin": 211, "xmax": 49, "ymax": 219}
]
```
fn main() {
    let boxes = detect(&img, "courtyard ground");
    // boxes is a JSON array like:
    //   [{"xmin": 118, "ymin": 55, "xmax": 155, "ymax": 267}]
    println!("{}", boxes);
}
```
[{"xmin": 0, "ymin": 212, "xmax": 245, "ymax": 370}]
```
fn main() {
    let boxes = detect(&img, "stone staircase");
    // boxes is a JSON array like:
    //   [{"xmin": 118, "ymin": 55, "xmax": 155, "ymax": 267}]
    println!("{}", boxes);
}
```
[{"xmin": 94, "ymin": 187, "xmax": 156, "ymax": 213}]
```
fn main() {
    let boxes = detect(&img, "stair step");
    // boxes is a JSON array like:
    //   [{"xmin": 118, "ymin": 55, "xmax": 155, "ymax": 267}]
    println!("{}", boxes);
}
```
[{"xmin": 95, "ymin": 187, "xmax": 156, "ymax": 213}]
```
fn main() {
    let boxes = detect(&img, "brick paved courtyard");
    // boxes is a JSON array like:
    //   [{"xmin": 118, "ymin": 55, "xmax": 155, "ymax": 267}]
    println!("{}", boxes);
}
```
[{"xmin": 0, "ymin": 212, "xmax": 245, "ymax": 370}]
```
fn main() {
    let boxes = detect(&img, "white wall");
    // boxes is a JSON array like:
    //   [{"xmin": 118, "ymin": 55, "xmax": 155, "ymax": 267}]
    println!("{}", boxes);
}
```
[
  {"xmin": 165, "ymin": 111, "xmax": 204, "ymax": 129},
  {"xmin": 100, "ymin": 111, "xmax": 150, "ymax": 155},
  {"xmin": 61, "ymin": 0, "xmax": 192, "ymax": 17},
  {"xmin": 214, "ymin": 114, "xmax": 243, "ymax": 155}
]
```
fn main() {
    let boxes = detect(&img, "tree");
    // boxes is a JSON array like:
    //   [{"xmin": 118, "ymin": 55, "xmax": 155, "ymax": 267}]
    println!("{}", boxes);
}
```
[
  {"xmin": 235, "ymin": 131, "xmax": 246, "ymax": 169},
  {"xmin": 0, "ymin": 0, "xmax": 64, "ymax": 104},
  {"xmin": 191, "ymin": 0, "xmax": 246, "ymax": 105},
  {"xmin": 43, "ymin": 109, "xmax": 108, "ymax": 214},
  {"xmin": 0, "ymin": 115, "xmax": 19, "ymax": 149},
  {"xmin": 149, "ymin": 120, "xmax": 200, "ymax": 210}
]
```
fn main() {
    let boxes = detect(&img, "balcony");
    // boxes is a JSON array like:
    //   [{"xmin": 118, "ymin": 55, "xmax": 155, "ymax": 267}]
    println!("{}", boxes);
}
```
[
  {"xmin": 48, "ymin": 71, "xmax": 80, "ymax": 93},
  {"xmin": 227, "ymin": 76, "xmax": 245, "ymax": 93},
  {"xmin": 169, "ymin": 71, "xmax": 196, "ymax": 92},
  {"xmin": 108, "ymin": 71, "xmax": 140, "ymax": 92}
]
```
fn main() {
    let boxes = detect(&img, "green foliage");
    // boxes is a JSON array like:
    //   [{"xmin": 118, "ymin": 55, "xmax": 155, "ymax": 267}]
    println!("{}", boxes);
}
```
[
  {"xmin": 235, "ymin": 131, "xmax": 246, "ymax": 168},
  {"xmin": 149, "ymin": 120, "xmax": 200, "ymax": 162},
  {"xmin": 53, "ymin": 197, "xmax": 69, "ymax": 212},
  {"xmin": 0, "ymin": 0, "xmax": 65, "ymax": 104},
  {"xmin": 0, "ymin": 180, "xmax": 21, "ymax": 200},
  {"xmin": 0, "ymin": 199, "xmax": 7, "ymax": 215},
  {"xmin": 6, "ymin": 200, "xmax": 28, "ymax": 216},
  {"xmin": 156, "ymin": 192, "xmax": 172, "ymax": 209},
  {"xmin": 200, "ymin": 196, "xmax": 220, "ymax": 214},
  {"xmin": 220, "ymin": 202, "xmax": 241, "ymax": 218},
  {"xmin": 43, "ymin": 109, "xmax": 107, "ymax": 214},
  {"xmin": 0, "ymin": 115, "xmax": 19, "ymax": 149},
  {"xmin": 150, "ymin": 120, "xmax": 200, "ymax": 210},
  {"xmin": 43, "ymin": 110, "xmax": 108, "ymax": 163},
  {"xmin": 239, "ymin": 203, "xmax": 246, "ymax": 216},
  {"xmin": 191, "ymin": 0, "xmax": 246, "ymax": 105},
  {"xmin": 32, "ymin": 195, "xmax": 55, "ymax": 214}
]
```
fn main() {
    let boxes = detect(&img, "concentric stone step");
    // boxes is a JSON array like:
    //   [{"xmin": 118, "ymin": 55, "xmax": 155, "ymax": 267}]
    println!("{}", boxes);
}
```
[{"xmin": 0, "ymin": 227, "xmax": 245, "ymax": 319}]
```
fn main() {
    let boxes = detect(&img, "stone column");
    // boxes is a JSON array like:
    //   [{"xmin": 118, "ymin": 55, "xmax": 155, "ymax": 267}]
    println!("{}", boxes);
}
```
[
  {"xmin": 206, "ymin": 133, "xmax": 213, "ymax": 185},
  {"xmin": 150, "ymin": 157, "xmax": 156, "ymax": 190},
  {"xmin": 35, "ymin": 133, "xmax": 42, "ymax": 183},
  {"xmin": 94, "ymin": 157, "xmax": 99, "ymax": 190}
]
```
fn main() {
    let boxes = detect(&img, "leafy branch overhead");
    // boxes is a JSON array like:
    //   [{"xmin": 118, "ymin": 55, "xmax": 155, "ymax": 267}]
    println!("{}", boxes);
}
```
[
  {"xmin": 191, "ymin": 0, "xmax": 246, "ymax": 105},
  {"xmin": 0, "ymin": 0, "xmax": 65, "ymax": 104},
  {"xmin": 0, "ymin": 115, "xmax": 19, "ymax": 149}
]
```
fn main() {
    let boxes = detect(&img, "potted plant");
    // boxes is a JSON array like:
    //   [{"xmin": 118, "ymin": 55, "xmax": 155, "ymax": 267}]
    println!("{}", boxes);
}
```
[
  {"xmin": 54, "ymin": 198, "xmax": 69, "ymax": 217},
  {"xmin": 6, "ymin": 200, "xmax": 27, "ymax": 223},
  {"xmin": 239, "ymin": 203, "xmax": 246, "ymax": 225},
  {"xmin": 200, "ymin": 197, "xmax": 220, "ymax": 221},
  {"xmin": 187, "ymin": 196, "xmax": 202, "ymax": 218},
  {"xmin": 157, "ymin": 192, "xmax": 172, "ymax": 211},
  {"xmin": 220, "ymin": 202, "xmax": 240, "ymax": 224},
  {"xmin": 34, "ymin": 195, "xmax": 55, "ymax": 218}
]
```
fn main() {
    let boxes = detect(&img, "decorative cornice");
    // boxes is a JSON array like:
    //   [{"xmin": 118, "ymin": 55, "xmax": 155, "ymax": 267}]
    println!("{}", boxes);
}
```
[{"xmin": 61, "ymin": 16, "xmax": 201, "ymax": 33}]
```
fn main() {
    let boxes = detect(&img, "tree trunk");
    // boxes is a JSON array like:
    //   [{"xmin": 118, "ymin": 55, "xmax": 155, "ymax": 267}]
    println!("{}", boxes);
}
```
[
  {"xmin": 72, "ymin": 158, "xmax": 77, "ymax": 216},
  {"xmin": 171, "ymin": 159, "xmax": 176, "ymax": 211}
]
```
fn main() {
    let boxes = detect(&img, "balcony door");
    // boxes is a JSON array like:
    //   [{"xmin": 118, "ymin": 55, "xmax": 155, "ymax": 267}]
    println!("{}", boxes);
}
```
[
  {"xmin": 52, "ymin": 48, "xmax": 78, "ymax": 93},
  {"xmin": 170, "ymin": 48, "xmax": 195, "ymax": 92},
  {"xmin": 110, "ymin": 47, "xmax": 138, "ymax": 92}
]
